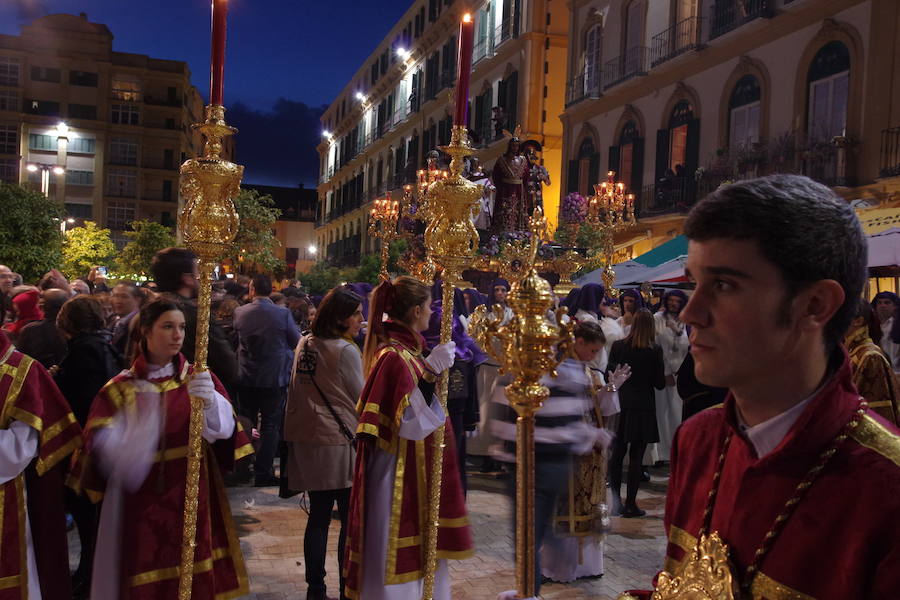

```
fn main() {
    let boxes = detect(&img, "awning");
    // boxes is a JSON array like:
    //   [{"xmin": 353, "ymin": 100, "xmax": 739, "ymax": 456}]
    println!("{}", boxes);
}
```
[
  {"xmin": 858, "ymin": 206, "xmax": 900, "ymax": 235},
  {"xmin": 630, "ymin": 235, "xmax": 687, "ymax": 267},
  {"xmin": 868, "ymin": 227, "xmax": 900, "ymax": 268},
  {"xmin": 574, "ymin": 235, "xmax": 688, "ymax": 287}
]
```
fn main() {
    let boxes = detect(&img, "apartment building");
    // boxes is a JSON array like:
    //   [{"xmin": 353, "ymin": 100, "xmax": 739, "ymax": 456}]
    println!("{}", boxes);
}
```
[
  {"xmin": 0, "ymin": 13, "xmax": 227, "ymax": 245},
  {"xmin": 315, "ymin": 0, "xmax": 569, "ymax": 266},
  {"xmin": 242, "ymin": 184, "xmax": 318, "ymax": 276},
  {"xmin": 562, "ymin": 0, "xmax": 900, "ymax": 259}
]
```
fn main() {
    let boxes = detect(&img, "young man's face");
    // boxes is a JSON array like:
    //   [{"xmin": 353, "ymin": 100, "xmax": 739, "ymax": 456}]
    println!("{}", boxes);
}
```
[
  {"xmin": 493, "ymin": 286, "xmax": 508, "ymax": 305},
  {"xmin": 875, "ymin": 298, "xmax": 895, "ymax": 322},
  {"xmin": 573, "ymin": 337, "xmax": 603, "ymax": 363},
  {"xmin": 666, "ymin": 294, "xmax": 684, "ymax": 315},
  {"xmin": 681, "ymin": 238, "xmax": 800, "ymax": 391},
  {"xmin": 622, "ymin": 295, "xmax": 635, "ymax": 314}
]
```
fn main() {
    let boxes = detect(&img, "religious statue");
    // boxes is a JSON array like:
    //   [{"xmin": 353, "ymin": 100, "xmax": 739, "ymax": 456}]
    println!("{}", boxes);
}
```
[
  {"xmin": 523, "ymin": 140, "xmax": 551, "ymax": 214},
  {"xmin": 468, "ymin": 156, "xmax": 495, "ymax": 233},
  {"xmin": 490, "ymin": 128, "xmax": 529, "ymax": 235}
]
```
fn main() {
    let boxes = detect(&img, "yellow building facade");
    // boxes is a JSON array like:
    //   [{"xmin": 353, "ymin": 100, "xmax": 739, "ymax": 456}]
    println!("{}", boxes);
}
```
[
  {"xmin": 561, "ymin": 0, "xmax": 900, "ymax": 259},
  {"xmin": 315, "ymin": 0, "xmax": 569, "ymax": 265}
]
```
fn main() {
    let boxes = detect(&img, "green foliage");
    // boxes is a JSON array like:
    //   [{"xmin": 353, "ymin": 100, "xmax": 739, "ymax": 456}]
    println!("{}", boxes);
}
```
[
  {"xmin": 0, "ymin": 183, "xmax": 64, "ymax": 283},
  {"xmin": 62, "ymin": 221, "xmax": 116, "ymax": 280},
  {"xmin": 117, "ymin": 220, "xmax": 177, "ymax": 276},
  {"xmin": 302, "ymin": 261, "xmax": 343, "ymax": 295},
  {"xmin": 231, "ymin": 188, "xmax": 282, "ymax": 273}
]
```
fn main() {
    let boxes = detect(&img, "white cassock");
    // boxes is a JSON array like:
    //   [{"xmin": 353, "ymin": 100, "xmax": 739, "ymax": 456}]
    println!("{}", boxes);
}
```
[
  {"xmin": 879, "ymin": 317, "xmax": 900, "ymax": 375},
  {"xmin": 468, "ymin": 305, "xmax": 514, "ymax": 458},
  {"xmin": 360, "ymin": 387, "xmax": 450, "ymax": 600},
  {"xmin": 90, "ymin": 363, "xmax": 235, "ymax": 600},
  {"xmin": 0, "ymin": 419, "xmax": 41, "ymax": 599},
  {"xmin": 652, "ymin": 312, "xmax": 689, "ymax": 462}
]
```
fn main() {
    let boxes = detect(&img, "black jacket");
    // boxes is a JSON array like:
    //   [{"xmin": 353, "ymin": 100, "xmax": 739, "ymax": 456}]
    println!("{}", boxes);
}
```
[
  {"xmin": 607, "ymin": 340, "xmax": 666, "ymax": 444},
  {"xmin": 164, "ymin": 293, "xmax": 238, "ymax": 387},
  {"xmin": 55, "ymin": 332, "xmax": 123, "ymax": 426},
  {"xmin": 16, "ymin": 319, "xmax": 67, "ymax": 369}
]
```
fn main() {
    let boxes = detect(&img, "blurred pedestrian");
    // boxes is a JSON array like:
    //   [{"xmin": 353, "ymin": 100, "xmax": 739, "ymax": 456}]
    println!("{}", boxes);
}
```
[
  {"xmin": 17, "ymin": 288, "xmax": 68, "ymax": 369},
  {"xmin": 846, "ymin": 297, "xmax": 899, "ymax": 425},
  {"xmin": 284, "ymin": 285, "xmax": 363, "ymax": 600},
  {"xmin": 233, "ymin": 274, "xmax": 300, "ymax": 486},
  {"xmin": 110, "ymin": 281, "xmax": 144, "ymax": 356},
  {"xmin": 652, "ymin": 290, "xmax": 689, "ymax": 464},
  {"xmin": 607, "ymin": 308, "xmax": 666, "ymax": 517}
]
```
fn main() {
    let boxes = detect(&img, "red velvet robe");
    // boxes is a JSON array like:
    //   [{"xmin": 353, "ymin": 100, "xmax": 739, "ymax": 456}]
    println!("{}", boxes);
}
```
[
  {"xmin": 0, "ymin": 330, "xmax": 82, "ymax": 600},
  {"xmin": 69, "ymin": 354, "xmax": 253, "ymax": 600},
  {"xmin": 659, "ymin": 354, "xmax": 900, "ymax": 599},
  {"xmin": 344, "ymin": 321, "xmax": 473, "ymax": 599}
]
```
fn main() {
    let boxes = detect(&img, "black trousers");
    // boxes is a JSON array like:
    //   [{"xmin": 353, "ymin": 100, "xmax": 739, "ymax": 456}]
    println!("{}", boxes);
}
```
[
  {"xmin": 304, "ymin": 488, "xmax": 351, "ymax": 599},
  {"xmin": 65, "ymin": 487, "xmax": 98, "ymax": 581},
  {"xmin": 239, "ymin": 386, "xmax": 286, "ymax": 480},
  {"xmin": 609, "ymin": 439, "xmax": 648, "ymax": 506}
]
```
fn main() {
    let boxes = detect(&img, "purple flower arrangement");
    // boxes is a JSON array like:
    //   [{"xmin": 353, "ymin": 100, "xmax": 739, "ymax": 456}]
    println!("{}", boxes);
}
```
[{"xmin": 561, "ymin": 192, "xmax": 587, "ymax": 224}]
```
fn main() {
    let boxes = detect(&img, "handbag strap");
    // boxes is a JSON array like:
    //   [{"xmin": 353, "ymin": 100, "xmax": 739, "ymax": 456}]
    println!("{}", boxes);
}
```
[{"xmin": 301, "ymin": 337, "xmax": 355, "ymax": 444}]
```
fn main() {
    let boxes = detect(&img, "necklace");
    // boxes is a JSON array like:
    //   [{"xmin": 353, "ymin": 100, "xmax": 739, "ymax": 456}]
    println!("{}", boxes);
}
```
[{"xmin": 699, "ymin": 399, "xmax": 869, "ymax": 596}]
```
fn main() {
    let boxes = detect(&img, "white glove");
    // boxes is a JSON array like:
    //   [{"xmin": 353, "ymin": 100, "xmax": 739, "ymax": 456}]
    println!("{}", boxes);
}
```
[
  {"xmin": 609, "ymin": 364, "xmax": 632, "ymax": 390},
  {"xmin": 424, "ymin": 341, "xmax": 456, "ymax": 374},
  {"xmin": 465, "ymin": 425, "xmax": 479, "ymax": 439},
  {"xmin": 594, "ymin": 428, "xmax": 615, "ymax": 450},
  {"xmin": 188, "ymin": 371, "xmax": 216, "ymax": 409}
]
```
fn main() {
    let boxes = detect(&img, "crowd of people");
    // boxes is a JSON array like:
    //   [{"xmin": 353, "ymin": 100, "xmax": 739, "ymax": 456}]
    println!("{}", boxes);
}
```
[{"xmin": 2, "ymin": 174, "xmax": 900, "ymax": 600}]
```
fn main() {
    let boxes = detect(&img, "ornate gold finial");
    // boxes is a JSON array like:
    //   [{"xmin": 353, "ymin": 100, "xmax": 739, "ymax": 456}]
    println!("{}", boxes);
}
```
[
  {"xmin": 502, "ymin": 124, "xmax": 524, "ymax": 141},
  {"xmin": 650, "ymin": 533, "xmax": 738, "ymax": 600},
  {"xmin": 468, "ymin": 207, "xmax": 575, "ymax": 598}
]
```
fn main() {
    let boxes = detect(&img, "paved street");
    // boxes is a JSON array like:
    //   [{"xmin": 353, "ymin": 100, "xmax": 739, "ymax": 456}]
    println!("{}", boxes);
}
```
[{"xmin": 230, "ymin": 470, "xmax": 668, "ymax": 600}]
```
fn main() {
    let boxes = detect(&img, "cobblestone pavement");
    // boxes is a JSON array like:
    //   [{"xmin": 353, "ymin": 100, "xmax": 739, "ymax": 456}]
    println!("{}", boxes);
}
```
[{"xmin": 231, "ymin": 469, "xmax": 669, "ymax": 600}]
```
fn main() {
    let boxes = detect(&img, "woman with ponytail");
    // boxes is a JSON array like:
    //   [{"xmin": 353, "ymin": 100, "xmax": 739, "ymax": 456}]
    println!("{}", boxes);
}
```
[{"xmin": 345, "ymin": 276, "xmax": 473, "ymax": 600}]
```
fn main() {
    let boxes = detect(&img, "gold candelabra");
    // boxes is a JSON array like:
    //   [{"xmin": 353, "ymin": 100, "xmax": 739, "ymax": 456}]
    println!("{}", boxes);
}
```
[
  {"xmin": 587, "ymin": 171, "xmax": 636, "ymax": 297},
  {"xmin": 469, "ymin": 208, "xmax": 575, "ymax": 599},
  {"xmin": 419, "ymin": 125, "xmax": 483, "ymax": 599},
  {"xmin": 368, "ymin": 192, "xmax": 400, "ymax": 281},
  {"xmin": 177, "ymin": 103, "xmax": 243, "ymax": 598},
  {"xmin": 544, "ymin": 249, "xmax": 587, "ymax": 296}
]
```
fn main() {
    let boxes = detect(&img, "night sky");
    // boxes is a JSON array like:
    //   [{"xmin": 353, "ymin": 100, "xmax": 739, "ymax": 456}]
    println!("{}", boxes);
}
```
[{"xmin": 0, "ymin": 0, "xmax": 412, "ymax": 186}]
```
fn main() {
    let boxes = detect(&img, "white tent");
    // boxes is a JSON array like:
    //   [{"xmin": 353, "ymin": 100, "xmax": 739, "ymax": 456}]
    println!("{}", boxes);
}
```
[{"xmin": 868, "ymin": 227, "xmax": 900, "ymax": 268}]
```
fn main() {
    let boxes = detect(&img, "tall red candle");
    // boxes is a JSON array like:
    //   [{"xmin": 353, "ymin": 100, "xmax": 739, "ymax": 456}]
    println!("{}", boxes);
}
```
[
  {"xmin": 453, "ymin": 14, "xmax": 475, "ymax": 126},
  {"xmin": 209, "ymin": 0, "xmax": 228, "ymax": 105}
]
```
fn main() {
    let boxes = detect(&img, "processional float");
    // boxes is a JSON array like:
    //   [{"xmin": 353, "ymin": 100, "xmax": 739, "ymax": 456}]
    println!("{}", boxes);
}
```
[{"xmin": 177, "ymin": 0, "xmax": 242, "ymax": 597}]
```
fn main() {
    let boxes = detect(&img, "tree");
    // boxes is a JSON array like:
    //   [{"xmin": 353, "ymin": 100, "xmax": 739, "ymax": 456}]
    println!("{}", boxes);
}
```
[
  {"xmin": 230, "ymin": 188, "xmax": 282, "ymax": 274},
  {"xmin": 0, "ymin": 183, "xmax": 64, "ymax": 283},
  {"xmin": 302, "ymin": 261, "xmax": 343, "ymax": 295},
  {"xmin": 62, "ymin": 221, "xmax": 116, "ymax": 280},
  {"xmin": 118, "ymin": 220, "xmax": 177, "ymax": 276}
]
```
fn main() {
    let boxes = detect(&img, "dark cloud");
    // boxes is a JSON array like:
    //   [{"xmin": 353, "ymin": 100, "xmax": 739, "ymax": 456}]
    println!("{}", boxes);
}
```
[{"xmin": 227, "ymin": 99, "xmax": 325, "ymax": 188}]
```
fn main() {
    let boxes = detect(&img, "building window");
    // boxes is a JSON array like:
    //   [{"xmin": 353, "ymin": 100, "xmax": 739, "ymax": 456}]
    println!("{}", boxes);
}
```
[
  {"xmin": 807, "ymin": 41, "xmax": 850, "ymax": 142},
  {"xmin": 668, "ymin": 100, "xmax": 694, "ymax": 172},
  {"xmin": 68, "ymin": 103, "xmax": 98, "ymax": 120},
  {"xmin": 65, "ymin": 203, "xmax": 92, "ymax": 219},
  {"xmin": 162, "ymin": 180, "xmax": 173, "ymax": 202},
  {"xmin": 0, "ymin": 57, "xmax": 20, "ymax": 87},
  {"xmin": 106, "ymin": 201, "xmax": 136, "ymax": 230},
  {"xmin": 69, "ymin": 71, "xmax": 98, "ymax": 87},
  {"xmin": 567, "ymin": 137, "xmax": 598, "ymax": 197},
  {"xmin": 0, "ymin": 125, "xmax": 17, "ymax": 154},
  {"xmin": 107, "ymin": 169, "xmax": 137, "ymax": 198},
  {"xmin": 109, "ymin": 138, "xmax": 138, "ymax": 165},
  {"xmin": 26, "ymin": 99, "xmax": 60, "ymax": 116},
  {"xmin": 65, "ymin": 170, "xmax": 94, "ymax": 186},
  {"xmin": 0, "ymin": 158, "xmax": 16, "ymax": 183},
  {"xmin": 111, "ymin": 104, "xmax": 140, "ymax": 125},
  {"xmin": 68, "ymin": 137, "xmax": 96, "ymax": 154},
  {"xmin": 30, "ymin": 66, "xmax": 61, "ymax": 83},
  {"xmin": 112, "ymin": 77, "xmax": 141, "ymax": 102},
  {"xmin": 29, "ymin": 133, "xmax": 58, "ymax": 151},
  {"xmin": 584, "ymin": 25, "xmax": 602, "ymax": 93},
  {"xmin": 0, "ymin": 90, "xmax": 19, "ymax": 112},
  {"xmin": 728, "ymin": 75, "xmax": 761, "ymax": 149}
]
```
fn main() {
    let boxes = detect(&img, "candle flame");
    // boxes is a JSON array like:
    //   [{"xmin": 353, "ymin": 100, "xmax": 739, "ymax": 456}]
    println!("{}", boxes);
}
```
[{"xmin": 463, "ymin": 13, "xmax": 472, "ymax": 23}]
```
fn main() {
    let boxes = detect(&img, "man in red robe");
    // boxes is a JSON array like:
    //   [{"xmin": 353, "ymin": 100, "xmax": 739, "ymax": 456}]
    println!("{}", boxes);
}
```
[
  {"xmin": 0, "ymin": 329, "xmax": 82, "ymax": 599},
  {"xmin": 628, "ymin": 175, "xmax": 900, "ymax": 599}
]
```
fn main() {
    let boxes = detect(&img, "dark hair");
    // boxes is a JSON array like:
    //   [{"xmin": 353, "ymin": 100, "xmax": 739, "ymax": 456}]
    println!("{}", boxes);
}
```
[
  {"xmin": 625, "ymin": 308, "xmax": 657, "ymax": 349},
  {"xmin": 684, "ymin": 175, "xmax": 866, "ymax": 353},
  {"xmin": 855, "ymin": 297, "xmax": 882, "ymax": 344},
  {"xmin": 312, "ymin": 286, "xmax": 362, "ymax": 339},
  {"xmin": 252, "ymin": 273, "xmax": 273, "ymax": 296},
  {"xmin": 151, "ymin": 247, "xmax": 197, "ymax": 293},
  {"xmin": 286, "ymin": 296, "xmax": 311, "ymax": 327},
  {"xmin": 574, "ymin": 320, "xmax": 606, "ymax": 345},
  {"xmin": 57, "ymin": 295, "xmax": 106, "ymax": 337}
]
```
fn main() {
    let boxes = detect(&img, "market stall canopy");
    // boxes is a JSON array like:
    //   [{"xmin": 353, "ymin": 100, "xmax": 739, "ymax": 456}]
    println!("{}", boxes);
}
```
[
  {"xmin": 574, "ymin": 235, "xmax": 687, "ymax": 287},
  {"xmin": 858, "ymin": 206, "xmax": 900, "ymax": 235},
  {"xmin": 868, "ymin": 227, "xmax": 900, "ymax": 268}
]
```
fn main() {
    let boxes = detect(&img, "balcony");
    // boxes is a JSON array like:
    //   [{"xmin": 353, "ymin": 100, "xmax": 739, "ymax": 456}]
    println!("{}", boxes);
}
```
[
  {"xmin": 565, "ymin": 68, "xmax": 602, "ymax": 107},
  {"xmin": 111, "ymin": 88, "xmax": 141, "ymax": 102},
  {"xmin": 637, "ymin": 176, "xmax": 700, "ymax": 217},
  {"xmin": 144, "ymin": 95, "xmax": 181, "ymax": 108},
  {"xmin": 880, "ymin": 126, "xmax": 900, "ymax": 178},
  {"xmin": 473, "ymin": 17, "xmax": 517, "ymax": 64},
  {"xmin": 710, "ymin": 0, "xmax": 773, "ymax": 40},
  {"xmin": 602, "ymin": 46, "xmax": 648, "ymax": 90},
  {"xmin": 651, "ymin": 17, "xmax": 704, "ymax": 67}
]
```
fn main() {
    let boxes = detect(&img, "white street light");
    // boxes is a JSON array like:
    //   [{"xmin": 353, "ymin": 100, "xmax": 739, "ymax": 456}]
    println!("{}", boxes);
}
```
[
  {"xmin": 308, "ymin": 244, "xmax": 317, "ymax": 255},
  {"xmin": 396, "ymin": 47, "xmax": 410, "ymax": 59},
  {"xmin": 52, "ymin": 166, "xmax": 65, "ymax": 175},
  {"xmin": 26, "ymin": 164, "xmax": 38, "ymax": 172},
  {"xmin": 355, "ymin": 92, "xmax": 366, "ymax": 102},
  {"xmin": 56, "ymin": 121, "xmax": 69, "ymax": 137}
]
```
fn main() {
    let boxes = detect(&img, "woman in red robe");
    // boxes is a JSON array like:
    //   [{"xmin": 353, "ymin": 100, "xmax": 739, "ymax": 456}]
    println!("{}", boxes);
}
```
[
  {"xmin": 344, "ymin": 276, "xmax": 473, "ymax": 600},
  {"xmin": 70, "ymin": 297, "xmax": 253, "ymax": 600}
]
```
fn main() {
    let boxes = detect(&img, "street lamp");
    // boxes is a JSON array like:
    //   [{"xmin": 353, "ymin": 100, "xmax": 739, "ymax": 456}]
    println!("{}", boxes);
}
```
[
  {"xmin": 60, "ymin": 217, "xmax": 75, "ymax": 233},
  {"xmin": 307, "ymin": 244, "xmax": 317, "ymax": 255},
  {"xmin": 26, "ymin": 162, "xmax": 65, "ymax": 197}
]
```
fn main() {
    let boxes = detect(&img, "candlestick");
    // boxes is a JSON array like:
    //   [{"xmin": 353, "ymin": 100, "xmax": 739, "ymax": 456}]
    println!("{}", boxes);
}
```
[
  {"xmin": 210, "ymin": 0, "xmax": 228, "ymax": 105},
  {"xmin": 453, "ymin": 14, "xmax": 475, "ymax": 126}
]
